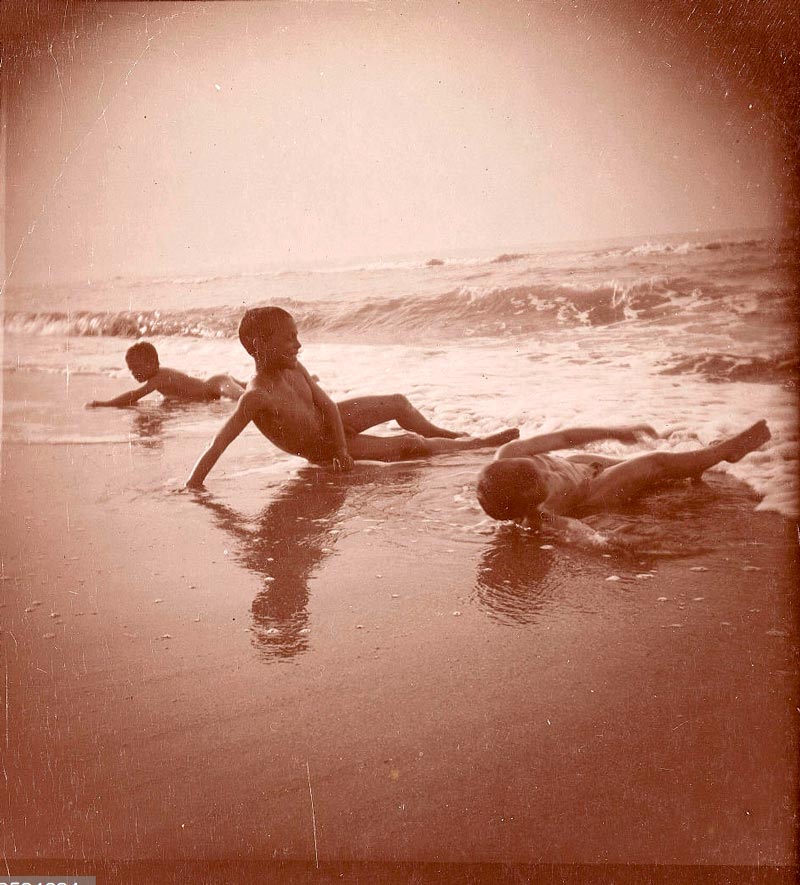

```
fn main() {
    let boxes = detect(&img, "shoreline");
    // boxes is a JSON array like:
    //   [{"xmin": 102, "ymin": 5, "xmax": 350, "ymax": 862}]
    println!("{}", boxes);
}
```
[{"xmin": 2, "ymin": 370, "xmax": 797, "ymax": 874}]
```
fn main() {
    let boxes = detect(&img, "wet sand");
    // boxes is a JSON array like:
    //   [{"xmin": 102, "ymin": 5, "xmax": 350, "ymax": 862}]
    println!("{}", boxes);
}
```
[{"xmin": 1, "ymin": 372, "xmax": 797, "ymax": 882}]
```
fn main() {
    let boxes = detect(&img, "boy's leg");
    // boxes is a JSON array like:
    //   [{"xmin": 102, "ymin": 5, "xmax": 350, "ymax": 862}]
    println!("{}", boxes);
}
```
[
  {"xmin": 583, "ymin": 420, "xmax": 770, "ymax": 508},
  {"xmin": 336, "ymin": 395, "xmax": 465, "ymax": 438},
  {"xmin": 208, "ymin": 375, "xmax": 246, "ymax": 400},
  {"xmin": 345, "ymin": 428, "xmax": 520, "ymax": 462}
]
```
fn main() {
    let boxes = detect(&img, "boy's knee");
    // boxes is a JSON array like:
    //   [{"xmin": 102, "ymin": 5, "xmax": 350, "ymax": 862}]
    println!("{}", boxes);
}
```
[{"xmin": 391, "ymin": 394, "xmax": 411, "ymax": 412}]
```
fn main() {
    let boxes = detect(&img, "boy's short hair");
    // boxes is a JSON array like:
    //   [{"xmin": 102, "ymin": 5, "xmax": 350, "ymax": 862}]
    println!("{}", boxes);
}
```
[
  {"xmin": 125, "ymin": 341, "xmax": 159, "ymax": 366},
  {"xmin": 238, "ymin": 307, "xmax": 294, "ymax": 356},
  {"xmin": 476, "ymin": 458, "xmax": 546, "ymax": 521}
]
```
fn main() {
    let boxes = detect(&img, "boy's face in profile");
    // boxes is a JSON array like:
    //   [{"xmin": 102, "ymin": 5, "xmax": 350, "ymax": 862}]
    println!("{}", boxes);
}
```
[
  {"xmin": 126, "ymin": 352, "xmax": 159, "ymax": 382},
  {"xmin": 259, "ymin": 317, "xmax": 301, "ymax": 369}
]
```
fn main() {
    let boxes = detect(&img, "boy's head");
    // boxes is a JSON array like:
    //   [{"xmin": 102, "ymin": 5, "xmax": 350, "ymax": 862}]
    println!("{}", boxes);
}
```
[
  {"xmin": 238, "ymin": 307, "xmax": 299, "ymax": 368},
  {"xmin": 476, "ymin": 458, "xmax": 547, "ymax": 522},
  {"xmin": 125, "ymin": 341, "xmax": 160, "ymax": 382}
]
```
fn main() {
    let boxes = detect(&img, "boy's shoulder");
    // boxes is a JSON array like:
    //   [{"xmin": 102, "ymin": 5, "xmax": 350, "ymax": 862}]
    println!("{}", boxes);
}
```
[
  {"xmin": 153, "ymin": 365, "xmax": 185, "ymax": 381},
  {"xmin": 241, "ymin": 369, "xmax": 295, "ymax": 400},
  {"xmin": 250, "ymin": 365, "xmax": 311, "ymax": 390},
  {"xmin": 151, "ymin": 365, "xmax": 192, "ymax": 387}
]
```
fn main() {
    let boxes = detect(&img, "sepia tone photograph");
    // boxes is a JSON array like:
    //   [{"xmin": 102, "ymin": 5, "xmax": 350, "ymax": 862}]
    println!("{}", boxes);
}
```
[{"xmin": 1, "ymin": 1, "xmax": 797, "ymax": 882}]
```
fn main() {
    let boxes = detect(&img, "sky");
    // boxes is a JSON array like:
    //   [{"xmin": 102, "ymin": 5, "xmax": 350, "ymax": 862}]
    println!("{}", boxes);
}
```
[{"xmin": 2, "ymin": 0, "xmax": 797, "ymax": 284}]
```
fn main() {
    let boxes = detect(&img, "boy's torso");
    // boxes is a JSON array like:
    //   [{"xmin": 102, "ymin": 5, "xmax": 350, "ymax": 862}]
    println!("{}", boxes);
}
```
[
  {"xmin": 528, "ymin": 454, "xmax": 602, "ymax": 515},
  {"xmin": 248, "ymin": 368, "xmax": 328, "ymax": 461},
  {"xmin": 529, "ymin": 454, "xmax": 597, "ymax": 485},
  {"xmin": 155, "ymin": 368, "xmax": 218, "ymax": 401}
]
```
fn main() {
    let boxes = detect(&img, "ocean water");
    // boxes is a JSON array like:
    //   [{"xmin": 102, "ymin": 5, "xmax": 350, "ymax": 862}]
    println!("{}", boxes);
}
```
[{"xmin": 3, "ymin": 229, "xmax": 797, "ymax": 517}]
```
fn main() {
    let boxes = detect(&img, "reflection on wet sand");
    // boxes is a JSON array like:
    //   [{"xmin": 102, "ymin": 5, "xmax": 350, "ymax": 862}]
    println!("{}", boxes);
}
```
[
  {"xmin": 130, "ymin": 399, "xmax": 239, "ymax": 448},
  {"xmin": 194, "ymin": 464, "xmax": 421, "ymax": 661},
  {"xmin": 473, "ymin": 480, "xmax": 743, "ymax": 625},
  {"xmin": 129, "ymin": 400, "xmax": 205, "ymax": 448},
  {"xmin": 473, "ymin": 524, "xmax": 556, "ymax": 625},
  {"xmin": 130, "ymin": 407, "xmax": 169, "ymax": 448}
]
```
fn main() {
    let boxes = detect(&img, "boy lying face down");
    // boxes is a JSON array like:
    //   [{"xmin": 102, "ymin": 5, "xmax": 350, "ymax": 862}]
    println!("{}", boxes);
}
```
[
  {"xmin": 87, "ymin": 341, "xmax": 245, "ymax": 408},
  {"xmin": 476, "ymin": 421, "xmax": 771, "ymax": 547}
]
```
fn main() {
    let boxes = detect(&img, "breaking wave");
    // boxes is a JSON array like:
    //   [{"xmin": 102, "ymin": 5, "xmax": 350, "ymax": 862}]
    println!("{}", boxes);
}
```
[
  {"xmin": 5, "ymin": 275, "xmax": 773, "ymax": 343},
  {"xmin": 658, "ymin": 351, "xmax": 797, "ymax": 386}
]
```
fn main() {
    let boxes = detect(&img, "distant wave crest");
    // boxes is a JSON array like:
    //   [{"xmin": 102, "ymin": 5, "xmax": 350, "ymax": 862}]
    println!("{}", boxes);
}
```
[
  {"xmin": 616, "ymin": 237, "xmax": 767, "ymax": 259},
  {"xmin": 4, "ymin": 300, "xmax": 320, "ymax": 340},
  {"xmin": 4, "ymin": 275, "xmax": 772, "ymax": 342},
  {"xmin": 659, "ymin": 351, "xmax": 797, "ymax": 385}
]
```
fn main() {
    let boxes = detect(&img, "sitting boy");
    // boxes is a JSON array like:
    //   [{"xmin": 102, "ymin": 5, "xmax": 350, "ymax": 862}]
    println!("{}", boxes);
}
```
[
  {"xmin": 86, "ymin": 341, "xmax": 246, "ymax": 407},
  {"xmin": 476, "ymin": 421, "xmax": 771, "ymax": 547},
  {"xmin": 185, "ymin": 307, "xmax": 518, "ymax": 488}
]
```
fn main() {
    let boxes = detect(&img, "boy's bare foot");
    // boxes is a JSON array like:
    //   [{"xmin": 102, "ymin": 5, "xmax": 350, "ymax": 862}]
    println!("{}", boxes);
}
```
[
  {"xmin": 721, "ymin": 420, "xmax": 771, "ymax": 462},
  {"xmin": 469, "ymin": 428, "xmax": 520, "ymax": 449}
]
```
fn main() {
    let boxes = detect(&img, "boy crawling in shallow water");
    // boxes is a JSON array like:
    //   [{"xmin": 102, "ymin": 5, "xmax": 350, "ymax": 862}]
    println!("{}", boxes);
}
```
[
  {"xmin": 86, "ymin": 341, "xmax": 246, "ymax": 407},
  {"xmin": 185, "ymin": 307, "xmax": 518, "ymax": 488},
  {"xmin": 476, "ymin": 420, "xmax": 771, "ymax": 548}
]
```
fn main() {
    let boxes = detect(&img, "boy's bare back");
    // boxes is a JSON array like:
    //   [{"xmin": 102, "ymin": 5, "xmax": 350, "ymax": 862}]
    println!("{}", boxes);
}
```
[
  {"xmin": 86, "ymin": 341, "xmax": 244, "ymax": 407},
  {"xmin": 149, "ymin": 367, "xmax": 225, "ymax": 401}
]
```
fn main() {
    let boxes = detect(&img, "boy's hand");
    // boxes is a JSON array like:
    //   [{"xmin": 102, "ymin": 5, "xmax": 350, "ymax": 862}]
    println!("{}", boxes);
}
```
[
  {"xmin": 331, "ymin": 453, "xmax": 354, "ymax": 472},
  {"xmin": 85, "ymin": 401, "xmax": 100, "ymax": 408}
]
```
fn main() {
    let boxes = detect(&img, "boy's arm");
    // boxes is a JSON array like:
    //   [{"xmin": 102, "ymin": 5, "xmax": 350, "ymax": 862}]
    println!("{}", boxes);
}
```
[
  {"xmin": 298, "ymin": 363, "xmax": 353, "ymax": 470},
  {"xmin": 86, "ymin": 381, "xmax": 155, "ymax": 408},
  {"xmin": 495, "ymin": 424, "xmax": 657, "ymax": 459},
  {"xmin": 184, "ymin": 394, "xmax": 255, "ymax": 488}
]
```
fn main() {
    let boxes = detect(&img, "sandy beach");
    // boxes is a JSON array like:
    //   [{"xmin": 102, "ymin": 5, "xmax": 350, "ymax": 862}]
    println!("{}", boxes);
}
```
[
  {"xmin": 2, "ymin": 370, "xmax": 796, "ymax": 882},
  {"xmin": 4, "ymin": 0, "xmax": 797, "ymax": 879}
]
